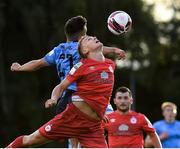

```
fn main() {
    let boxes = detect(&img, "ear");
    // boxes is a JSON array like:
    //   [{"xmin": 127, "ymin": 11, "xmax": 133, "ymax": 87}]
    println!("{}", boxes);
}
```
[
  {"xmin": 130, "ymin": 98, "xmax": 133, "ymax": 105},
  {"xmin": 113, "ymin": 98, "xmax": 116, "ymax": 105}
]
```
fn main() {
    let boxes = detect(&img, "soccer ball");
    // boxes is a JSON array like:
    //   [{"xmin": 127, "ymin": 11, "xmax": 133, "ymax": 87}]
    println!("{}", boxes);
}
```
[{"xmin": 107, "ymin": 11, "xmax": 132, "ymax": 35}]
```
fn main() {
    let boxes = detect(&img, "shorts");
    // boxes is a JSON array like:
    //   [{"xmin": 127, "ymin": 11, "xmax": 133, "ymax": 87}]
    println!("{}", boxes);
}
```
[
  {"xmin": 39, "ymin": 103, "xmax": 107, "ymax": 148},
  {"xmin": 55, "ymin": 89, "xmax": 75, "ymax": 114}
]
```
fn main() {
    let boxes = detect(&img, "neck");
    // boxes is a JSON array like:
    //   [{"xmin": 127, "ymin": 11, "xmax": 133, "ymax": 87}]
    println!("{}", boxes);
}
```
[
  {"xmin": 116, "ymin": 109, "xmax": 130, "ymax": 115},
  {"xmin": 88, "ymin": 50, "xmax": 105, "ymax": 62},
  {"xmin": 165, "ymin": 118, "xmax": 175, "ymax": 123}
]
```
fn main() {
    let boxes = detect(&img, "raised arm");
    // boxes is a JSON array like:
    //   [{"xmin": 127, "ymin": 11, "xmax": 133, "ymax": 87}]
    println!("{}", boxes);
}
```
[
  {"xmin": 11, "ymin": 58, "xmax": 48, "ymax": 72},
  {"xmin": 45, "ymin": 79, "xmax": 71, "ymax": 108},
  {"xmin": 103, "ymin": 46, "xmax": 126, "ymax": 60}
]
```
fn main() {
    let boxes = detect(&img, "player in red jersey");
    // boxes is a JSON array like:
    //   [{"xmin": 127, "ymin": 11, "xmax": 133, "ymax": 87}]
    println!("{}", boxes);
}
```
[
  {"xmin": 6, "ymin": 35, "xmax": 115, "ymax": 148},
  {"xmin": 104, "ymin": 86, "xmax": 162, "ymax": 148}
]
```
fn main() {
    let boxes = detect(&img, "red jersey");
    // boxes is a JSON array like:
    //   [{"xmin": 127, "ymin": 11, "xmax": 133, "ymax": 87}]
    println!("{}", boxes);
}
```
[
  {"xmin": 66, "ymin": 58, "xmax": 115, "ymax": 119},
  {"xmin": 104, "ymin": 111, "xmax": 155, "ymax": 148}
]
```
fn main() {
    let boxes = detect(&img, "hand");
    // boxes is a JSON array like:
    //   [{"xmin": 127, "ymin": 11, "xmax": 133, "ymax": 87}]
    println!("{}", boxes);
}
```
[
  {"xmin": 103, "ymin": 115, "xmax": 109, "ymax": 123},
  {"xmin": 160, "ymin": 132, "xmax": 169, "ymax": 140},
  {"xmin": 11, "ymin": 62, "xmax": 22, "ymax": 71},
  {"xmin": 114, "ymin": 48, "xmax": 126, "ymax": 60},
  {"xmin": 45, "ymin": 99, "xmax": 57, "ymax": 108}
]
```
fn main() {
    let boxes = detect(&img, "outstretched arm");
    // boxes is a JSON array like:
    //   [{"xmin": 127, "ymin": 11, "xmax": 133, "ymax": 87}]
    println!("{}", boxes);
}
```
[
  {"xmin": 103, "ymin": 46, "xmax": 126, "ymax": 60},
  {"xmin": 45, "ymin": 79, "xmax": 71, "ymax": 108},
  {"xmin": 10, "ymin": 58, "xmax": 48, "ymax": 72}
]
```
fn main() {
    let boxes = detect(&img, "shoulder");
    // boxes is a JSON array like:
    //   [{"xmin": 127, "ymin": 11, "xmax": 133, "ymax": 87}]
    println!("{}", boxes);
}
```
[
  {"xmin": 175, "ymin": 120, "xmax": 180, "ymax": 125},
  {"xmin": 105, "ymin": 58, "xmax": 116, "ymax": 70},
  {"xmin": 153, "ymin": 120, "xmax": 164, "ymax": 126},
  {"xmin": 105, "ymin": 58, "xmax": 115, "ymax": 65},
  {"xmin": 130, "ymin": 111, "xmax": 144, "ymax": 117},
  {"xmin": 106, "ymin": 111, "xmax": 116, "ymax": 118},
  {"xmin": 130, "ymin": 111, "xmax": 149, "ymax": 122},
  {"xmin": 50, "ymin": 43, "xmax": 65, "ymax": 54}
]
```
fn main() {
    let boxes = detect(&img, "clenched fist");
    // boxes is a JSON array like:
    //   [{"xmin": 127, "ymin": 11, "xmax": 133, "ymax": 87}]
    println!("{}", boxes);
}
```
[
  {"xmin": 11, "ymin": 62, "xmax": 21, "ymax": 71},
  {"xmin": 45, "ymin": 99, "xmax": 57, "ymax": 108}
]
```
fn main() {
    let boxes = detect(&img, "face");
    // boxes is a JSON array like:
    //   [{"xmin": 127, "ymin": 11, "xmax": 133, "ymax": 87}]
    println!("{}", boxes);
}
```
[
  {"xmin": 163, "ymin": 106, "xmax": 177, "ymax": 122},
  {"xmin": 80, "ymin": 36, "xmax": 103, "ymax": 55},
  {"xmin": 114, "ymin": 92, "xmax": 133, "ymax": 113}
]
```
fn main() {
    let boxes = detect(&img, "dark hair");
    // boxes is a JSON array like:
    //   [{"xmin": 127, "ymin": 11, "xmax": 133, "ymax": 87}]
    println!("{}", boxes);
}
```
[
  {"xmin": 64, "ymin": 16, "xmax": 87, "ymax": 41},
  {"xmin": 115, "ymin": 87, "xmax": 132, "ymax": 98}
]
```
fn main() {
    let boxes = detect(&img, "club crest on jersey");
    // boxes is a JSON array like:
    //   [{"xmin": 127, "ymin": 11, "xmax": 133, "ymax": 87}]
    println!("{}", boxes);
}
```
[
  {"xmin": 118, "ymin": 124, "xmax": 129, "ymax": 131},
  {"xmin": 101, "ymin": 71, "xmax": 108, "ymax": 79},
  {"xmin": 109, "ymin": 65, "xmax": 113, "ymax": 73},
  {"xmin": 130, "ymin": 116, "xmax": 137, "ymax": 124}
]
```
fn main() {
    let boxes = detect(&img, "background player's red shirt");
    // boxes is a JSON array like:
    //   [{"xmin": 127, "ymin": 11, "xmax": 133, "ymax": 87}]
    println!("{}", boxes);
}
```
[
  {"xmin": 104, "ymin": 111, "xmax": 155, "ymax": 148},
  {"xmin": 66, "ymin": 58, "xmax": 115, "ymax": 119}
]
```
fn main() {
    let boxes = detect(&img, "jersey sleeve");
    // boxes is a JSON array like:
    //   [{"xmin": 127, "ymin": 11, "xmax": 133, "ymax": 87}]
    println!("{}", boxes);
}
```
[
  {"xmin": 141, "ymin": 115, "xmax": 155, "ymax": 134},
  {"xmin": 66, "ymin": 61, "xmax": 84, "ymax": 83},
  {"xmin": 43, "ymin": 47, "xmax": 57, "ymax": 65}
]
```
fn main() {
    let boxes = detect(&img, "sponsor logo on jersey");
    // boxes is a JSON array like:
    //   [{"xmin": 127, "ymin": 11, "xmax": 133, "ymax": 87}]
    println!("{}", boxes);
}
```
[
  {"xmin": 110, "ymin": 118, "xmax": 116, "ymax": 122},
  {"xmin": 109, "ymin": 65, "xmax": 114, "ymax": 73},
  {"xmin": 118, "ymin": 124, "xmax": 129, "ymax": 131},
  {"xmin": 130, "ymin": 116, "xmax": 137, "ymax": 124},
  {"xmin": 89, "ymin": 66, "xmax": 95, "ymax": 70},
  {"xmin": 101, "ymin": 71, "xmax": 108, "ymax": 79},
  {"xmin": 45, "ymin": 125, "xmax": 52, "ymax": 132}
]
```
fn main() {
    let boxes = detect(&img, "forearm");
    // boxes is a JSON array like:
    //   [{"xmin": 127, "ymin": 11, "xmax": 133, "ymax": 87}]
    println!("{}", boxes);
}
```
[
  {"xmin": 103, "ymin": 46, "xmax": 126, "ymax": 60},
  {"xmin": 51, "ymin": 84, "xmax": 65, "ymax": 101},
  {"xmin": 51, "ymin": 79, "xmax": 70, "ymax": 101},
  {"xmin": 19, "ymin": 59, "xmax": 47, "ymax": 71},
  {"xmin": 149, "ymin": 132, "xmax": 162, "ymax": 148},
  {"xmin": 102, "ymin": 46, "xmax": 115, "ymax": 55}
]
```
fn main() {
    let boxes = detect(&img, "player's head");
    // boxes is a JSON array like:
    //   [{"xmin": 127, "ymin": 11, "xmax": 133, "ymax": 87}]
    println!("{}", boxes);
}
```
[
  {"xmin": 78, "ymin": 35, "xmax": 103, "ymax": 58},
  {"xmin": 161, "ymin": 101, "xmax": 177, "ymax": 121},
  {"xmin": 114, "ymin": 86, "xmax": 133, "ymax": 113},
  {"xmin": 64, "ymin": 16, "xmax": 87, "ymax": 41}
]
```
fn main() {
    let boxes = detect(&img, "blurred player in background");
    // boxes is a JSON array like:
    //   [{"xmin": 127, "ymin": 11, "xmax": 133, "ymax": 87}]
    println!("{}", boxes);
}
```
[
  {"xmin": 145, "ymin": 101, "xmax": 180, "ymax": 148},
  {"xmin": 10, "ymin": 16, "xmax": 125, "ymax": 147},
  {"xmin": 104, "ymin": 86, "xmax": 162, "ymax": 148},
  {"xmin": 7, "ymin": 35, "xmax": 115, "ymax": 148}
]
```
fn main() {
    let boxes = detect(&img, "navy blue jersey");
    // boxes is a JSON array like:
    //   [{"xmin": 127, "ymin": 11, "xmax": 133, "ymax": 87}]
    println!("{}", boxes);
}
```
[{"xmin": 43, "ymin": 41, "xmax": 80, "ymax": 91}]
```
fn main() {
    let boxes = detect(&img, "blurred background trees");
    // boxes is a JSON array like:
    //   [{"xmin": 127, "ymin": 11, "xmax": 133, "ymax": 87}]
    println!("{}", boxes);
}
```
[{"xmin": 0, "ymin": 0, "xmax": 179, "ymax": 147}]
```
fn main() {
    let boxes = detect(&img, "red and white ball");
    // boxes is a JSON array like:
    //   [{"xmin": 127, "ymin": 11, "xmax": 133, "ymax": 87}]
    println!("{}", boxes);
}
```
[{"xmin": 107, "ymin": 11, "xmax": 132, "ymax": 35}]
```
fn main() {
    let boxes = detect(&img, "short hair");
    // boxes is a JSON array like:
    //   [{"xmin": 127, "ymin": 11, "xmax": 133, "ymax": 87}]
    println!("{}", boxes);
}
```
[
  {"xmin": 78, "ymin": 36, "xmax": 87, "ymax": 58},
  {"xmin": 161, "ymin": 101, "xmax": 177, "ymax": 112},
  {"xmin": 115, "ymin": 86, "xmax": 132, "ymax": 98},
  {"xmin": 64, "ymin": 16, "xmax": 87, "ymax": 40}
]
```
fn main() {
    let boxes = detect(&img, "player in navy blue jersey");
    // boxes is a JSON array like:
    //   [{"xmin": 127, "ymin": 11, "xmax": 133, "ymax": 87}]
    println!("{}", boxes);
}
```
[{"xmin": 11, "ymin": 15, "xmax": 125, "ymax": 114}]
